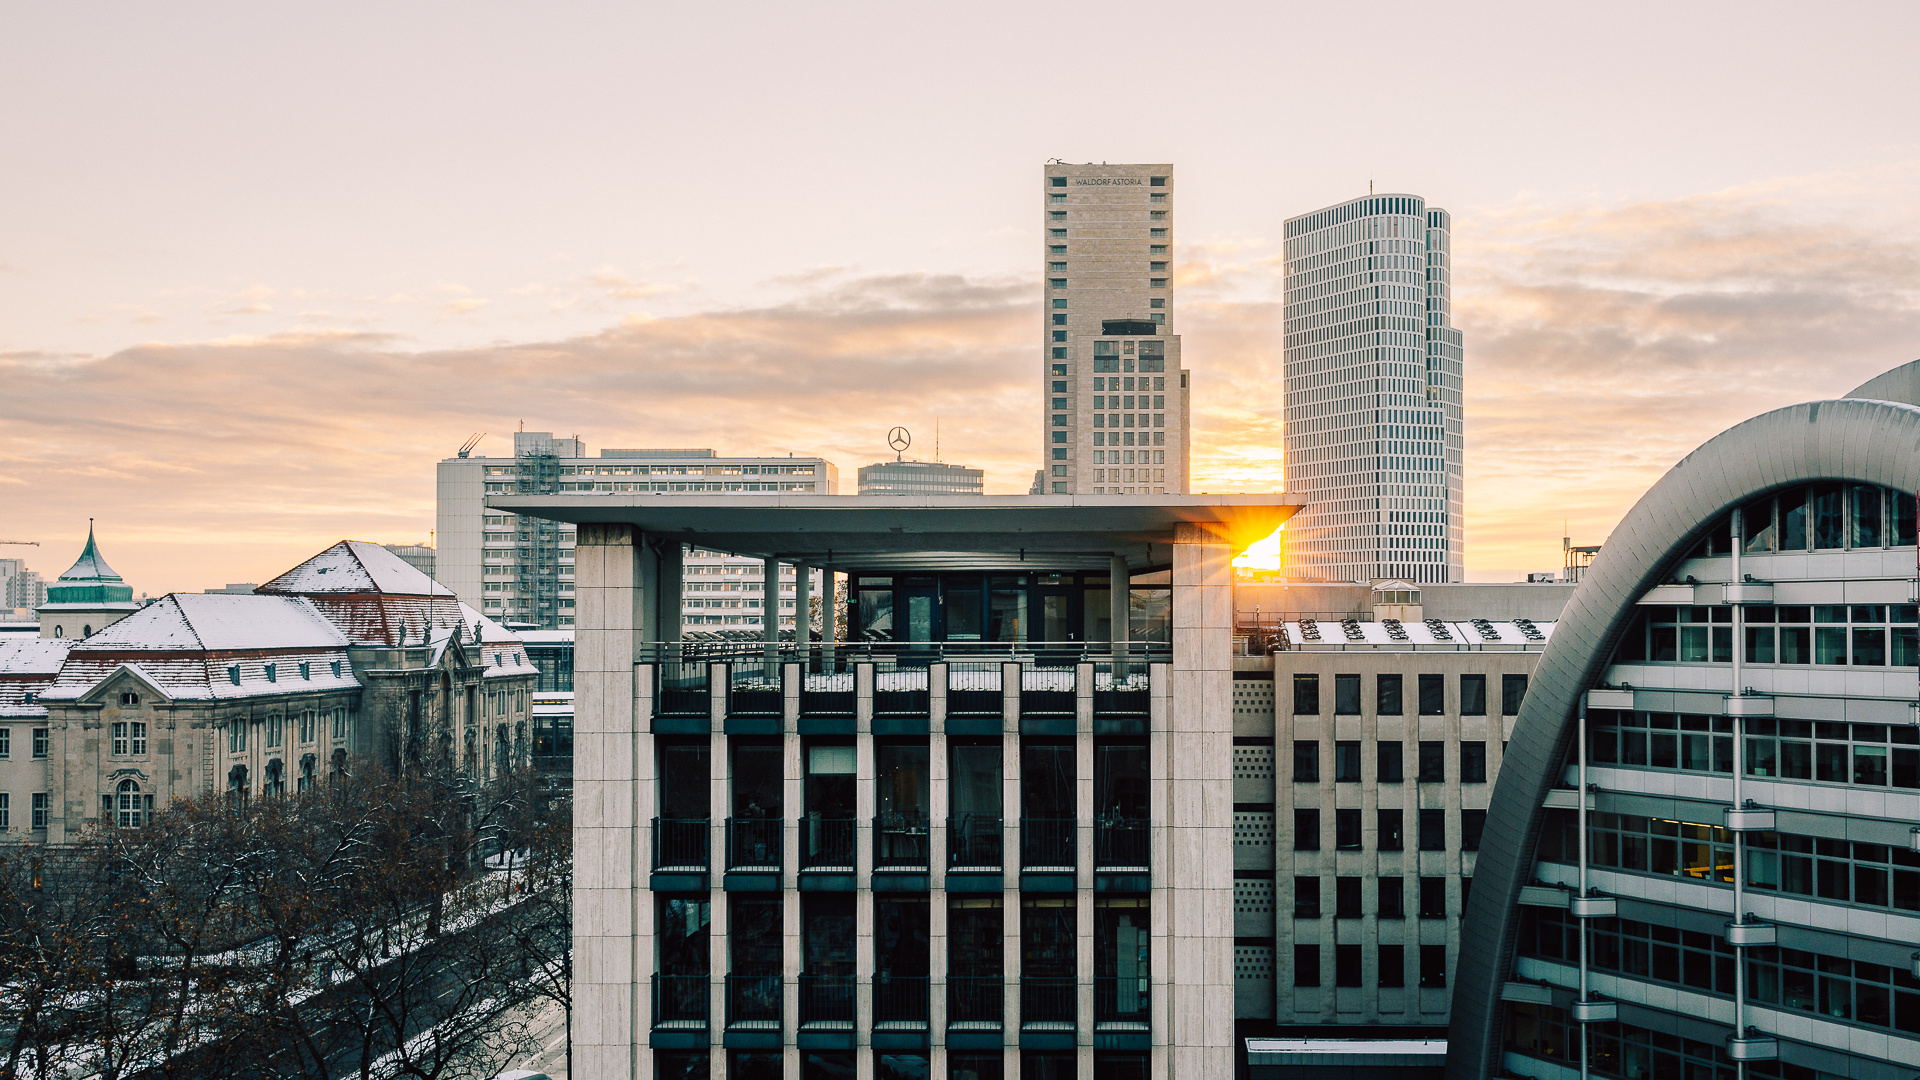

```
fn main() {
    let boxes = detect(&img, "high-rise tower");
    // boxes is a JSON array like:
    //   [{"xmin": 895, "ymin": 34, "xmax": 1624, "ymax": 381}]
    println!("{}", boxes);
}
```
[
  {"xmin": 1281, "ymin": 194, "xmax": 1463, "ymax": 582},
  {"xmin": 1039, "ymin": 163, "xmax": 1191, "ymax": 495}
]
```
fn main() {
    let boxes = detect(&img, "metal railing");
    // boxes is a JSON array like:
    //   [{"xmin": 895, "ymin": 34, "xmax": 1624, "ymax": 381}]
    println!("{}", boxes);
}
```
[
  {"xmin": 947, "ymin": 814, "xmax": 1003, "ymax": 869},
  {"xmin": 947, "ymin": 663, "xmax": 1004, "ymax": 716},
  {"xmin": 1093, "ymin": 663, "xmax": 1149, "ymax": 715},
  {"xmin": 798, "ymin": 973, "xmax": 854, "ymax": 1026},
  {"xmin": 1020, "ymin": 669, "xmax": 1076, "ymax": 715},
  {"xmin": 947, "ymin": 975, "xmax": 1003, "ymax": 1025},
  {"xmin": 874, "ymin": 814, "xmax": 931, "ymax": 867},
  {"xmin": 725, "ymin": 973, "xmax": 782, "ymax": 1028},
  {"xmin": 873, "ymin": 974, "xmax": 929, "ymax": 1025},
  {"xmin": 800, "ymin": 816, "xmax": 855, "ymax": 870},
  {"xmin": 1094, "ymin": 816, "xmax": 1149, "ymax": 869},
  {"xmin": 1020, "ymin": 976, "xmax": 1076, "ymax": 1026},
  {"xmin": 652, "ymin": 817, "xmax": 709, "ymax": 870},
  {"xmin": 1020, "ymin": 817, "xmax": 1076, "ymax": 869},
  {"xmin": 725, "ymin": 817, "xmax": 782, "ymax": 870},
  {"xmin": 652, "ymin": 974, "xmax": 708, "ymax": 1028},
  {"xmin": 1094, "ymin": 975, "xmax": 1150, "ymax": 1024},
  {"xmin": 874, "ymin": 668, "xmax": 931, "ymax": 716},
  {"xmin": 640, "ymin": 640, "xmax": 1170, "ymax": 668},
  {"xmin": 800, "ymin": 671, "xmax": 855, "ymax": 716},
  {"xmin": 728, "ymin": 665, "xmax": 781, "ymax": 716},
  {"xmin": 655, "ymin": 663, "xmax": 710, "ymax": 717}
]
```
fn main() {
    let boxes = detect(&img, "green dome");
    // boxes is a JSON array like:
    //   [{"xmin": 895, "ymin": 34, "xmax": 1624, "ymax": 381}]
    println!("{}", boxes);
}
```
[{"xmin": 47, "ymin": 522, "xmax": 134, "ymax": 605}]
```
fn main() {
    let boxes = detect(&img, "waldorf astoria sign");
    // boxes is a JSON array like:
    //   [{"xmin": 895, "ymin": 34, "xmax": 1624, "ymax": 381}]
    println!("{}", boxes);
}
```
[{"xmin": 1073, "ymin": 177, "xmax": 1143, "ymax": 185}]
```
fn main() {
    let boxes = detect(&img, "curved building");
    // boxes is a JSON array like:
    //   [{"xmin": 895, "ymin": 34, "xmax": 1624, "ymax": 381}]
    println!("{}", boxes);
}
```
[{"xmin": 1452, "ymin": 366, "xmax": 1920, "ymax": 1080}]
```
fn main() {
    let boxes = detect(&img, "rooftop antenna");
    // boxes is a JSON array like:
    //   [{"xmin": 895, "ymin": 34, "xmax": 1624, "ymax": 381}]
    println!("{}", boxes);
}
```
[
  {"xmin": 457, "ymin": 433, "xmax": 485, "ymax": 458},
  {"xmin": 935, "ymin": 417, "xmax": 940, "ymax": 462}
]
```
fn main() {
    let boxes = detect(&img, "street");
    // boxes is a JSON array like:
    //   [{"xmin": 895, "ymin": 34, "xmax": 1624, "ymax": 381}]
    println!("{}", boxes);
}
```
[{"xmin": 499, "ymin": 996, "xmax": 570, "ymax": 1080}]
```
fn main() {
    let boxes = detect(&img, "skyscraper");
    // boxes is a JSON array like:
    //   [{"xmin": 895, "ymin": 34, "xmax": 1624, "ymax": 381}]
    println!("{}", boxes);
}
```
[
  {"xmin": 1281, "ymin": 194, "xmax": 1463, "ymax": 583},
  {"xmin": 1040, "ymin": 162, "xmax": 1191, "ymax": 495}
]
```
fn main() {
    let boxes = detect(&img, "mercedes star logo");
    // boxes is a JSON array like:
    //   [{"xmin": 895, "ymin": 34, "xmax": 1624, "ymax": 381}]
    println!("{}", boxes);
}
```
[{"xmin": 887, "ymin": 427, "xmax": 911, "ymax": 453}]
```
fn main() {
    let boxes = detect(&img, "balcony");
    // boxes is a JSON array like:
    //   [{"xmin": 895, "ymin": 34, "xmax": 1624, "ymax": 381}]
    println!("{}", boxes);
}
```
[
  {"xmin": 873, "ymin": 974, "xmax": 929, "ymax": 1027},
  {"xmin": 652, "ymin": 974, "xmax": 708, "ymax": 1029},
  {"xmin": 655, "ymin": 663, "xmax": 710, "ymax": 718},
  {"xmin": 948, "ymin": 814, "xmax": 1003, "ymax": 869},
  {"xmin": 1095, "ymin": 975, "xmax": 1150, "ymax": 1027},
  {"xmin": 728, "ymin": 665, "xmax": 781, "ymax": 717},
  {"xmin": 725, "ymin": 817, "xmax": 783, "ymax": 870},
  {"xmin": 874, "ymin": 814, "xmax": 931, "ymax": 869},
  {"xmin": 1020, "ymin": 668, "xmax": 1076, "ymax": 716},
  {"xmin": 947, "ymin": 664, "xmax": 1004, "ymax": 717},
  {"xmin": 725, "ymin": 973, "xmax": 782, "ymax": 1030},
  {"xmin": 652, "ymin": 817, "xmax": 709, "ymax": 871},
  {"xmin": 875, "ymin": 668, "xmax": 931, "ymax": 716},
  {"xmin": 1020, "ymin": 976, "xmax": 1076, "ymax": 1027},
  {"xmin": 1093, "ymin": 662, "xmax": 1149, "ymax": 716},
  {"xmin": 798, "ymin": 973, "xmax": 854, "ymax": 1028},
  {"xmin": 800, "ymin": 816, "xmax": 855, "ymax": 871},
  {"xmin": 1021, "ymin": 817, "xmax": 1076, "ymax": 869},
  {"xmin": 1094, "ymin": 816, "xmax": 1149, "ymax": 869},
  {"xmin": 947, "ymin": 974, "xmax": 1003, "ymax": 1027},
  {"xmin": 800, "ymin": 671, "xmax": 855, "ymax": 717}
]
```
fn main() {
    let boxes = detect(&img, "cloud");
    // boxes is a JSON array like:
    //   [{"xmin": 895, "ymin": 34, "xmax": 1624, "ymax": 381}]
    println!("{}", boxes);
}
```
[
  {"xmin": 441, "ymin": 298, "xmax": 488, "ymax": 316},
  {"xmin": 588, "ymin": 267, "xmax": 680, "ymax": 300}
]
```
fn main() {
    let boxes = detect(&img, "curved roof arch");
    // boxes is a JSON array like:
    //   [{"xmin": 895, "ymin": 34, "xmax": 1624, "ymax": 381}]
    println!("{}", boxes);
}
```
[
  {"xmin": 1846, "ymin": 357, "xmax": 1920, "ymax": 404},
  {"xmin": 1447, "ymin": 397, "xmax": 1920, "ymax": 1079}
]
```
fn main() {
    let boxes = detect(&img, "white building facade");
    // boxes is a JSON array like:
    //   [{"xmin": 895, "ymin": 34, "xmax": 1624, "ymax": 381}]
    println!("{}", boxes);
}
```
[
  {"xmin": 1281, "ymin": 195, "xmax": 1464, "ymax": 584},
  {"xmin": 1039, "ymin": 163, "xmax": 1192, "ymax": 497}
]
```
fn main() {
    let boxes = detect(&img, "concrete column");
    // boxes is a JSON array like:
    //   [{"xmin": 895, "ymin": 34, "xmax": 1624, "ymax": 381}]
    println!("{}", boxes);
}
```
[
  {"xmin": 1162, "ymin": 523, "xmax": 1236, "ymax": 1078},
  {"xmin": 929, "ymin": 716, "xmax": 949, "ymax": 1069},
  {"xmin": 656, "ymin": 540, "xmax": 684, "ymax": 649},
  {"xmin": 784, "ymin": 728, "xmax": 803, "ymax": 1075},
  {"xmin": 709, "ymin": 727, "xmax": 728, "ymax": 1063},
  {"xmin": 572, "ymin": 523, "xmax": 642, "ymax": 1079},
  {"xmin": 1077, "ymin": 669, "xmax": 1096, "ymax": 1063},
  {"xmin": 1003, "ymin": 727, "xmax": 1022, "ymax": 1053},
  {"xmin": 763, "ymin": 557, "xmax": 782, "ymax": 682},
  {"xmin": 1110, "ymin": 553, "xmax": 1131, "ymax": 681},
  {"xmin": 822, "ymin": 570, "xmax": 839, "ymax": 673},
  {"xmin": 793, "ymin": 564, "xmax": 812, "ymax": 669},
  {"xmin": 856, "ymin": 730, "xmax": 876, "ymax": 1070}
]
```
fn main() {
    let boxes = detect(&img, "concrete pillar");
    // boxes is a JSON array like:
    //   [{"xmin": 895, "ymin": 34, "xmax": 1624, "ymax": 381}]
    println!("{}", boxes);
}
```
[
  {"xmin": 1111, "ymin": 553, "xmax": 1132, "ymax": 681},
  {"xmin": 709, "ymin": 728, "xmax": 728, "ymax": 1064},
  {"xmin": 1077, "ymin": 660, "xmax": 1096, "ymax": 1069},
  {"xmin": 1162, "ymin": 523, "xmax": 1236, "ymax": 1078},
  {"xmin": 822, "ymin": 570, "xmax": 839, "ymax": 673},
  {"xmin": 656, "ymin": 539, "xmax": 684, "ymax": 649},
  {"xmin": 794, "ymin": 564, "xmax": 812, "ymax": 670},
  {"xmin": 1003, "ymin": 725, "xmax": 1022, "ymax": 1056},
  {"xmin": 763, "ymin": 557, "xmax": 782, "ymax": 682}
]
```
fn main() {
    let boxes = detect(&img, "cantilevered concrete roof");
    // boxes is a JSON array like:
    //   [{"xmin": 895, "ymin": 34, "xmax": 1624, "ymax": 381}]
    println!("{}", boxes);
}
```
[{"xmin": 483, "ymin": 494, "xmax": 1299, "ymax": 572}]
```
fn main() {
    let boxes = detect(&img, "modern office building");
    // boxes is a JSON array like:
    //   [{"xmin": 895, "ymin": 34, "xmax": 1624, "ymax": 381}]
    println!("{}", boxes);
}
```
[
  {"xmin": 1, "ymin": 558, "xmax": 48, "ymax": 615},
  {"xmin": 859, "ymin": 460, "xmax": 985, "ymax": 497},
  {"xmin": 381, "ymin": 543, "xmax": 437, "ymax": 578},
  {"xmin": 1451, "ymin": 360, "xmax": 1920, "ymax": 1080},
  {"xmin": 1039, "ymin": 163, "xmax": 1192, "ymax": 496},
  {"xmin": 436, "ymin": 434, "xmax": 837, "ymax": 630},
  {"xmin": 1281, "ymin": 194, "xmax": 1464, "ymax": 584},
  {"xmin": 488, "ymin": 488, "xmax": 1296, "ymax": 1080}
]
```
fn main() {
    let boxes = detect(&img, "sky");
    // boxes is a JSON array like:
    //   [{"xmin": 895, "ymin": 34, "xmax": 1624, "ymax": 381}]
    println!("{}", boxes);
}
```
[{"xmin": 3, "ymin": 1, "xmax": 1920, "ymax": 595}]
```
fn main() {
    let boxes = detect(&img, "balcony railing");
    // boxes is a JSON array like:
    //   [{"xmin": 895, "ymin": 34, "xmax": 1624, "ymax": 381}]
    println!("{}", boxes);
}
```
[
  {"xmin": 873, "ymin": 974, "xmax": 929, "ymax": 1025},
  {"xmin": 652, "ymin": 974, "xmax": 708, "ymax": 1028},
  {"xmin": 800, "ymin": 671, "xmax": 855, "ymax": 716},
  {"xmin": 655, "ymin": 663, "xmax": 710, "ymax": 717},
  {"xmin": 1095, "ymin": 975, "xmax": 1150, "ymax": 1025},
  {"xmin": 800, "ymin": 816, "xmax": 855, "ymax": 870},
  {"xmin": 728, "ymin": 666, "xmax": 782, "ymax": 716},
  {"xmin": 1093, "ymin": 664, "xmax": 1149, "ymax": 715},
  {"xmin": 798, "ymin": 973, "xmax": 854, "ymax": 1026},
  {"xmin": 1020, "ymin": 976, "xmax": 1076, "ymax": 1026},
  {"xmin": 874, "ymin": 669, "xmax": 931, "ymax": 716},
  {"xmin": 725, "ymin": 817, "xmax": 782, "ymax": 870},
  {"xmin": 1094, "ymin": 816, "xmax": 1149, "ymax": 869},
  {"xmin": 652, "ymin": 817, "xmax": 710, "ymax": 870},
  {"xmin": 948, "ymin": 814, "xmax": 1003, "ymax": 869},
  {"xmin": 947, "ymin": 664, "xmax": 1003, "ymax": 716},
  {"xmin": 725, "ymin": 973, "xmax": 782, "ymax": 1028},
  {"xmin": 947, "ymin": 975, "xmax": 1003, "ymax": 1026},
  {"xmin": 1020, "ymin": 817, "xmax": 1076, "ymax": 869},
  {"xmin": 874, "ymin": 814, "xmax": 930, "ymax": 868}
]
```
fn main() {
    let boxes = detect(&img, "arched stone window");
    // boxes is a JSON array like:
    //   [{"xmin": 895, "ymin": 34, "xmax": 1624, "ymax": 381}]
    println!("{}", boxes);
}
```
[
  {"xmin": 228, "ymin": 764, "xmax": 249, "ymax": 806},
  {"xmin": 264, "ymin": 759, "xmax": 286, "ymax": 797},
  {"xmin": 116, "ymin": 778, "xmax": 147, "ymax": 828}
]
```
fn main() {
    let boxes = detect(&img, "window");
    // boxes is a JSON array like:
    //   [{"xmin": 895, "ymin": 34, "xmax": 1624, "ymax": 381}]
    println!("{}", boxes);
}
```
[
  {"xmin": 120, "ymin": 692, "xmax": 139, "ymax": 706},
  {"xmin": 1460, "ymin": 675, "xmax": 1486, "ymax": 716},
  {"xmin": 1049, "ymin": 176, "xmax": 1066, "ymax": 187},
  {"xmin": 0, "ymin": 792, "xmax": 7, "ymax": 829},
  {"xmin": 1335, "ymin": 943, "xmax": 1362, "ymax": 987},
  {"xmin": 0, "ymin": 728, "xmax": 9, "ymax": 758},
  {"xmin": 1292, "ymin": 741, "xmax": 1319, "ymax": 782},
  {"xmin": 1418, "ymin": 741, "xmax": 1445, "ymax": 782},
  {"xmin": 1292, "ymin": 674, "xmax": 1319, "ymax": 715},
  {"xmin": 1048, "ymin": 194, "xmax": 1066, "ymax": 204},
  {"xmin": 1377, "ymin": 810, "xmax": 1404, "ymax": 851},
  {"xmin": 111, "ymin": 721, "xmax": 146, "ymax": 756},
  {"xmin": 266, "ymin": 715, "xmax": 283, "ymax": 748},
  {"xmin": 1419, "ymin": 877, "xmax": 1446, "ymax": 918},
  {"xmin": 1334, "ymin": 741, "xmax": 1360, "ymax": 782},
  {"xmin": 1502, "ymin": 674, "xmax": 1528, "ymax": 716},
  {"xmin": 1294, "ymin": 877, "xmax": 1320, "ymax": 919},
  {"xmin": 1049, "ymin": 228, "xmax": 1066, "ymax": 238},
  {"xmin": 1294, "ymin": 945, "xmax": 1319, "ymax": 986},
  {"xmin": 265, "ymin": 663, "xmax": 276, "ymax": 683},
  {"xmin": 32, "ymin": 729, "xmax": 48, "ymax": 758},
  {"xmin": 1418, "ymin": 674, "xmax": 1444, "ymax": 714},
  {"xmin": 228, "ymin": 665, "xmax": 241, "ymax": 685},
  {"xmin": 1419, "ymin": 944, "xmax": 1447, "ymax": 988},
  {"xmin": 1418, "ymin": 809, "xmax": 1445, "ymax": 851},
  {"xmin": 1335, "ymin": 809, "xmax": 1361, "ymax": 850},
  {"xmin": 115, "ymin": 779, "xmax": 147, "ymax": 828},
  {"xmin": 1333, "ymin": 674, "xmax": 1360, "ymax": 715},
  {"xmin": 332, "ymin": 707, "xmax": 348, "ymax": 739},
  {"xmin": 1295, "ymin": 809, "xmax": 1320, "ymax": 850},
  {"xmin": 1378, "ymin": 944, "xmax": 1405, "ymax": 987},
  {"xmin": 1048, "ymin": 211, "xmax": 1065, "ymax": 221},
  {"xmin": 1461, "ymin": 742, "xmax": 1487, "ymax": 783},
  {"xmin": 1377, "ymin": 741, "xmax": 1403, "ymax": 782},
  {"xmin": 1378, "ymin": 877, "xmax": 1405, "ymax": 919},
  {"xmin": 1149, "ymin": 176, "xmax": 1167, "ymax": 187},
  {"xmin": 32, "ymin": 793, "xmax": 49, "ymax": 830},
  {"xmin": 1336, "ymin": 877, "xmax": 1361, "ymax": 918},
  {"xmin": 229, "ymin": 721, "xmax": 247, "ymax": 753},
  {"xmin": 299, "ymin": 711, "xmax": 316, "ymax": 743},
  {"xmin": 1462, "ymin": 810, "xmax": 1486, "ymax": 851},
  {"xmin": 1377, "ymin": 674, "xmax": 1402, "ymax": 715}
]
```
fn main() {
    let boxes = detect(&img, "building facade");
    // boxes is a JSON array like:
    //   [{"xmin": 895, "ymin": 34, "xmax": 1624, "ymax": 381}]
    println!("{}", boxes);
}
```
[
  {"xmin": 1, "ymin": 558, "xmax": 48, "ymax": 614},
  {"xmin": 1039, "ymin": 163, "xmax": 1192, "ymax": 496},
  {"xmin": 436, "ymin": 434, "xmax": 838, "ymax": 630},
  {"xmin": 1281, "ymin": 195, "xmax": 1464, "ymax": 584},
  {"xmin": 0, "ymin": 541, "xmax": 537, "ymax": 845},
  {"xmin": 489, "ymin": 490, "xmax": 1296, "ymax": 1080},
  {"xmin": 1451, "ymin": 362, "xmax": 1920, "ymax": 1080},
  {"xmin": 36, "ymin": 525, "xmax": 140, "ymax": 638},
  {"xmin": 858, "ymin": 461, "xmax": 985, "ymax": 497}
]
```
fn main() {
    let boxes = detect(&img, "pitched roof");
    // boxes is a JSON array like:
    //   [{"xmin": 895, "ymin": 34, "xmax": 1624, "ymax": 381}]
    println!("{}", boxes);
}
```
[
  {"xmin": 80, "ymin": 593, "xmax": 348, "ymax": 652},
  {"xmin": 257, "ymin": 541, "xmax": 453, "ymax": 597},
  {"xmin": 0, "ymin": 637, "xmax": 75, "ymax": 675},
  {"xmin": 56, "ymin": 522, "xmax": 126, "ymax": 584}
]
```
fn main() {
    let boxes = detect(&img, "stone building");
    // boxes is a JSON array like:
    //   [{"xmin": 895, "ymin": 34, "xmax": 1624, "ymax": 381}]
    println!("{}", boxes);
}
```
[{"xmin": 37, "ymin": 523, "xmax": 140, "ymax": 638}]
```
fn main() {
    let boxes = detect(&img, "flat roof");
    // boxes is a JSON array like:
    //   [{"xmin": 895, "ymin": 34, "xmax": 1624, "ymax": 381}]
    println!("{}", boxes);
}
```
[
  {"xmin": 484, "ymin": 494, "xmax": 1299, "ymax": 572},
  {"xmin": 1245, "ymin": 1038, "xmax": 1448, "ymax": 1065}
]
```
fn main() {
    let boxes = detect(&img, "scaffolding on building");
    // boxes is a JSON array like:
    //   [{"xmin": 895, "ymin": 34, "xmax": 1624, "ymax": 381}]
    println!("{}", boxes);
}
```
[{"xmin": 515, "ymin": 448, "xmax": 564, "ymax": 629}]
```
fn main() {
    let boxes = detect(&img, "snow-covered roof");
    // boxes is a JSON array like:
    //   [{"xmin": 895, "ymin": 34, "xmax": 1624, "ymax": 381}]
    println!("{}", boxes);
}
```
[
  {"xmin": 55, "ymin": 522, "xmax": 126, "ymax": 584},
  {"xmin": 258, "ymin": 540, "xmax": 454, "ymax": 597},
  {"xmin": 1280, "ymin": 618, "xmax": 1556, "ymax": 648},
  {"xmin": 41, "ymin": 651, "xmax": 361, "ymax": 703},
  {"xmin": 79, "ymin": 593, "xmax": 349, "ymax": 652},
  {"xmin": 0, "ymin": 637, "xmax": 76, "ymax": 675}
]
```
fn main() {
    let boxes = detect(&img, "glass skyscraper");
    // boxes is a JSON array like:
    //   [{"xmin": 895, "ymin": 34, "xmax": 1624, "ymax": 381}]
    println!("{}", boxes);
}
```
[{"xmin": 1281, "ymin": 194, "xmax": 1463, "ymax": 583}]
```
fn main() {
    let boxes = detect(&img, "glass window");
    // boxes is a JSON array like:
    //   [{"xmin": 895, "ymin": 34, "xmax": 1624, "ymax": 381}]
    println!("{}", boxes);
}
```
[
  {"xmin": 1377, "ymin": 674, "xmax": 1403, "ymax": 715},
  {"xmin": 1293, "ymin": 674, "xmax": 1319, "ymax": 715},
  {"xmin": 1418, "ymin": 809, "xmax": 1445, "ymax": 850},
  {"xmin": 1334, "ymin": 741, "xmax": 1361, "ymax": 782},
  {"xmin": 1295, "ymin": 809, "xmax": 1320, "ymax": 851},
  {"xmin": 1335, "ymin": 809, "xmax": 1361, "ymax": 850},
  {"xmin": 1853, "ymin": 485, "xmax": 1883, "ymax": 548},
  {"xmin": 1379, "ymin": 877, "xmax": 1404, "ymax": 918},
  {"xmin": 1462, "ymin": 742, "xmax": 1487, "ymax": 783},
  {"xmin": 1294, "ymin": 944, "xmax": 1319, "ymax": 986},
  {"xmin": 1419, "ymin": 877, "xmax": 1446, "ymax": 918},
  {"xmin": 1292, "ymin": 741, "xmax": 1319, "ymax": 782},
  {"xmin": 1812, "ymin": 483, "xmax": 1846, "ymax": 548},
  {"xmin": 1418, "ymin": 741, "xmax": 1444, "ymax": 782},
  {"xmin": 1333, "ymin": 674, "xmax": 1361, "ymax": 715},
  {"xmin": 1460, "ymin": 675, "xmax": 1487, "ymax": 715},
  {"xmin": 1501, "ymin": 674, "xmax": 1527, "ymax": 716},
  {"xmin": 1293, "ymin": 878, "xmax": 1320, "ymax": 919},
  {"xmin": 1418, "ymin": 674, "xmax": 1444, "ymax": 715},
  {"xmin": 1378, "ymin": 810, "xmax": 1404, "ymax": 851},
  {"xmin": 1377, "ymin": 742, "xmax": 1403, "ymax": 783}
]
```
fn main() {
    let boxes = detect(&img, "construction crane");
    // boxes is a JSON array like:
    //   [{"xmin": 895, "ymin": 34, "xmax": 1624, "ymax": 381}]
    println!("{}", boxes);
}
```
[{"xmin": 0, "ymin": 540, "xmax": 37, "ymax": 546}]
